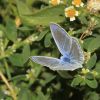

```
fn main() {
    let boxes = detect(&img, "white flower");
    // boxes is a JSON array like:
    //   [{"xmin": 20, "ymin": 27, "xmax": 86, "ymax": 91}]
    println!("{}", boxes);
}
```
[
  {"xmin": 49, "ymin": 0, "xmax": 61, "ymax": 6},
  {"xmin": 65, "ymin": 6, "xmax": 79, "ymax": 21},
  {"xmin": 72, "ymin": 0, "xmax": 84, "ymax": 7}
]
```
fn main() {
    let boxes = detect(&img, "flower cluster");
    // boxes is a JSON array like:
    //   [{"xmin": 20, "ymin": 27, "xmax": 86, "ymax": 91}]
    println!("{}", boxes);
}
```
[
  {"xmin": 87, "ymin": 0, "xmax": 100, "ymax": 13},
  {"xmin": 49, "ymin": 0, "xmax": 62, "ymax": 6},
  {"xmin": 65, "ymin": 0, "xmax": 84, "ymax": 21},
  {"xmin": 49, "ymin": 0, "xmax": 84, "ymax": 21},
  {"xmin": 65, "ymin": 6, "xmax": 78, "ymax": 21},
  {"xmin": 72, "ymin": 0, "xmax": 84, "ymax": 7}
]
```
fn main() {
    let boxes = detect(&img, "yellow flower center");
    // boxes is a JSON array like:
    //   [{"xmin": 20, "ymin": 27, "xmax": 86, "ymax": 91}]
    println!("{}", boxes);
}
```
[
  {"xmin": 73, "ymin": 0, "xmax": 82, "ymax": 5},
  {"xmin": 91, "ymin": 70, "xmax": 98, "ymax": 76},
  {"xmin": 81, "ymin": 68, "xmax": 90, "ymax": 74},
  {"xmin": 51, "ymin": 0, "xmax": 60, "ymax": 6},
  {"xmin": 65, "ymin": 9, "xmax": 76, "ymax": 17},
  {"xmin": 15, "ymin": 17, "xmax": 21, "ymax": 28}
]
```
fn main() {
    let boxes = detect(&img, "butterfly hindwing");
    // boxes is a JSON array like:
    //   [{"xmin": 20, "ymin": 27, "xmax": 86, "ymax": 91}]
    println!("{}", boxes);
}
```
[
  {"xmin": 70, "ymin": 37, "xmax": 84, "ymax": 64},
  {"xmin": 31, "ymin": 56, "xmax": 83, "ymax": 71},
  {"xmin": 31, "ymin": 56, "xmax": 60, "ymax": 70}
]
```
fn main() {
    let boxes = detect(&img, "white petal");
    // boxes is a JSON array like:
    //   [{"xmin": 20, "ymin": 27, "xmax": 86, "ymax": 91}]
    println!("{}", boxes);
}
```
[
  {"xmin": 80, "ymin": 2, "xmax": 84, "ymax": 7},
  {"xmin": 60, "ymin": 1, "xmax": 64, "ymax": 4},
  {"xmin": 49, "ymin": 1, "xmax": 51, "ymax": 3},
  {"xmin": 57, "ymin": 0, "xmax": 61, "ymax": 4},
  {"xmin": 76, "ymin": 5, "xmax": 80, "ymax": 7},
  {"xmin": 65, "ymin": 8, "xmax": 69, "ymax": 11},
  {"xmin": 75, "ymin": 11, "xmax": 78, "ymax": 16},
  {"xmin": 65, "ymin": 6, "xmax": 74, "ymax": 11},
  {"xmin": 70, "ymin": 17, "xmax": 75, "ymax": 21},
  {"xmin": 65, "ymin": 13, "xmax": 68, "ymax": 17},
  {"xmin": 72, "ymin": 1, "xmax": 74, "ymax": 5}
]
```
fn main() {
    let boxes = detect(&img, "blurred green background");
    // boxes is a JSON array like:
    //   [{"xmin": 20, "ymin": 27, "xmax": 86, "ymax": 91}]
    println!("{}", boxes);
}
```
[{"xmin": 0, "ymin": 0, "xmax": 100, "ymax": 100}]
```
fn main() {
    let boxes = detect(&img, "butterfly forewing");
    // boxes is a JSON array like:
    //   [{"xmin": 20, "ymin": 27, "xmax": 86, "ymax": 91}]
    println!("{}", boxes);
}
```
[{"xmin": 50, "ymin": 23, "xmax": 72, "ymax": 56}]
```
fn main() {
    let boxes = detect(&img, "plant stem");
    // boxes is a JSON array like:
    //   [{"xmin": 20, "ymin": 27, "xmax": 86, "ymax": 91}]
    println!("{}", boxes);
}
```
[
  {"xmin": 0, "ymin": 70, "xmax": 17, "ymax": 100},
  {"xmin": 3, "ymin": 58, "xmax": 11, "ymax": 80},
  {"xmin": 0, "ymin": 34, "xmax": 37, "ymax": 60}
]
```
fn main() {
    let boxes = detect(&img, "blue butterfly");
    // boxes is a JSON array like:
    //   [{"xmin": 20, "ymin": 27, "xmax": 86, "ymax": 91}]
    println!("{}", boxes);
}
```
[{"xmin": 30, "ymin": 23, "xmax": 84, "ymax": 71}]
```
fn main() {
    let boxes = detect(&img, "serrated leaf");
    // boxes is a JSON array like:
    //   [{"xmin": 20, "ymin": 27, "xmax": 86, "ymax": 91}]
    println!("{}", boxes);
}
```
[
  {"xmin": 86, "ymin": 53, "xmax": 97, "ymax": 69},
  {"xmin": 85, "ymin": 79, "xmax": 98, "ymax": 88},
  {"xmin": 20, "ymin": 5, "xmax": 65, "ymax": 26}
]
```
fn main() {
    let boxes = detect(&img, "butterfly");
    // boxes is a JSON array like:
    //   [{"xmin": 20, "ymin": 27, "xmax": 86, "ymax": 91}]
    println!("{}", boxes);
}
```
[{"xmin": 30, "ymin": 23, "xmax": 84, "ymax": 71}]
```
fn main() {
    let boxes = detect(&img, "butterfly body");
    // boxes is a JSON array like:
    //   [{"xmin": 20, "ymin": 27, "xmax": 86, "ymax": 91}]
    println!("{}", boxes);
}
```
[
  {"xmin": 60, "ymin": 55, "xmax": 70, "ymax": 63},
  {"xmin": 30, "ymin": 23, "xmax": 84, "ymax": 71}
]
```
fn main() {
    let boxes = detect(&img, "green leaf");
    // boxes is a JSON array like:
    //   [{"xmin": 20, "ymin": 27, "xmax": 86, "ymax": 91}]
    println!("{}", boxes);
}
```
[
  {"xmin": 36, "ymin": 89, "xmax": 50, "ymax": 100},
  {"xmin": 40, "ymin": 72, "xmax": 56, "ymax": 86},
  {"xmin": 85, "ymin": 92, "xmax": 99, "ymax": 100},
  {"xmin": 86, "ymin": 53, "xmax": 97, "ymax": 69},
  {"xmin": 83, "ymin": 37, "xmax": 94, "ymax": 50},
  {"xmin": 9, "ymin": 44, "xmax": 30, "ymax": 66},
  {"xmin": 18, "ymin": 88, "xmax": 34, "ymax": 100},
  {"xmin": 37, "ymin": 30, "xmax": 48, "ymax": 41},
  {"xmin": 22, "ymin": 44, "xmax": 30, "ymax": 63},
  {"xmin": 9, "ymin": 53, "xmax": 24, "ymax": 66},
  {"xmin": 18, "ymin": 26, "xmax": 33, "ymax": 31},
  {"xmin": 57, "ymin": 71, "xmax": 72, "ymax": 79},
  {"xmin": 20, "ymin": 5, "xmax": 65, "ymax": 26},
  {"xmin": 10, "ymin": 75, "xmax": 26, "ymax": 82},
  {"xmin": 16, "ymin": 0, "xmax": 33, "ymax": 15},
  {"xmin": 0, "ymin": 91, "xmax": 5, "ymax": 99},
  {"xmin": 75, "ymin": 27, "xmax": 87, "ymax": 34},
  {"xmin": 86, "ymin": 73, "xmax": 94, "ymax": 80},
  {"xmin": 5, "ymin": 18, "xmax": 17, "ymax": 42},
  {"xmin": 88, "ymin": 36, "xmax": 100, "ymax": 52},
  {"xmin": 44, "ymin": 33, "xmax": 52, "ymax": 47},
  {"xmin": 95, "ymin": 61, "xmax": 100, "ymax": 73},
  {"xmin": 29, "ymin": 61, "xmax": 42, "ymax": 78},
  {"xmin": 85, "ymin": 79, "xmax": 98, "ymax": 88},
  {"xmin": 71, "ymin": 75, "xmax": 83, "ymax": 86},
  {"xmin": 78, "ymin": 15, "xmax": 88, "ymax": 25}
]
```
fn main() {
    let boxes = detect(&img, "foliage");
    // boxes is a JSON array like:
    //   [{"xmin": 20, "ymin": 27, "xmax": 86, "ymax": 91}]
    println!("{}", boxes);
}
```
[{"xmin": 0, "ymin": 0, "xmax": 100, "ymax": 100}]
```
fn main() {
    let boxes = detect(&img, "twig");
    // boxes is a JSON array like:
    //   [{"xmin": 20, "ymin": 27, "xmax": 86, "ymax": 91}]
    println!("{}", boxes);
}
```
[
  {"xmin": 0, "ymin": 70, "xmax": 17, "ymax": 100},
  {"xmin": 3, "ymin": 59, "xmax": 11, "ymax": 80}
]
